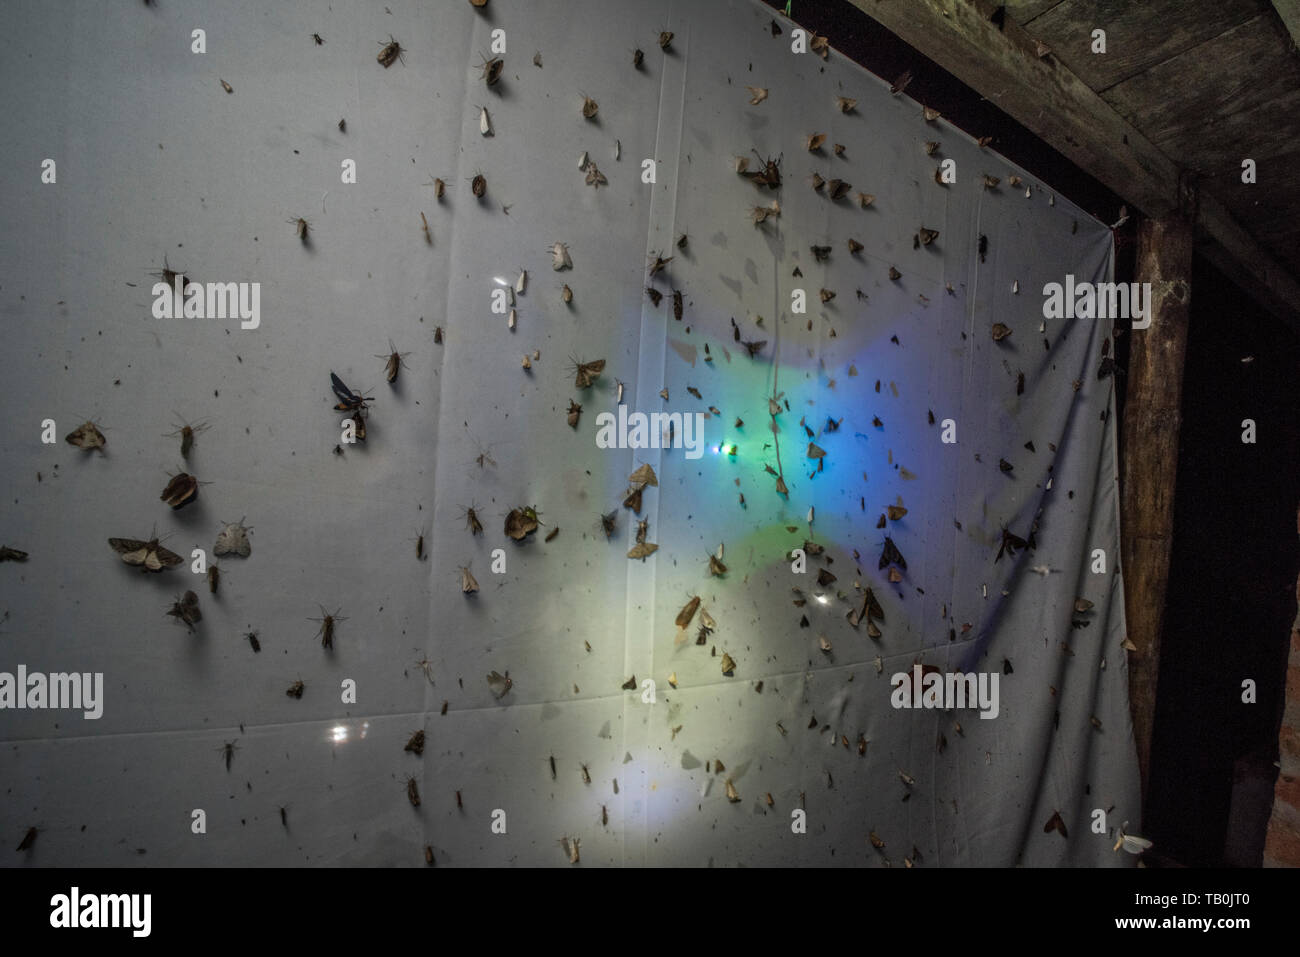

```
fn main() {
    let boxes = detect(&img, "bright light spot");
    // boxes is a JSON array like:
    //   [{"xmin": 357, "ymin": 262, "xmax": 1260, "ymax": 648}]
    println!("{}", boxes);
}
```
[
  {"xmin": 493, "ymin": 276, "xmax": 509, "ymax": 286},
  {"xmin": 331, "ymin": 725, "xmax": 348, "ymax": 743},
  {"xmin": 816, "ymin": 595, "xmax": 829, "ymax": 605}
]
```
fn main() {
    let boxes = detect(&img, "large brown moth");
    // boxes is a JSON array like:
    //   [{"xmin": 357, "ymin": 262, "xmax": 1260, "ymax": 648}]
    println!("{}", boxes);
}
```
[
  {"xmin": 165, "ymin": 416, "xmax": 209, "ymax": 459},
  {"xmin": 676, "ymin": 596, "xmax": 701, "ymax": 629},
  {"xmin": 159, "ymin": 471, "xmax": 201, "ymax": 509},
  {"xmin": 214, "ymin": 518, "xmax": 252, "ymax": 557},
  {"xmin": 108, "ymin": 535, "xmax": 183, "ymax": 572},
  {"xmin": 627, "ymin": 542, "xmax": 658, "ymax": 560},
  {"xmin": 806, "ymin": 132, "xmax": 827, "ymax": 152},
  {"xmin": 405, "ymin": 730, "xmax": 425, "ymax": 755},
  {"xmin": 377, "ymin": 35, "xmax": 405, "ymax": 68},
  {"xmin": 827, "ymin": 179, "xmax": 851, "ymax": 200},
  {"xmin": 65, "ymin": 420, "xmax": 106, "ymax": 452},
  {"xmin": 571, "ymin": 358, "xmax": 605, "ymax": 388},
  {"xmin": 879, "ymin": 537, "xmax": 906, "ymax": 571},
  {"xmin": 1044, "ymin": 810, "xmax": 1068, "ymax": 838},
  {"xmin": 740, "ymin": 150, "xmax": 782, "ymax": 189},
  {"xmin": 309, "ymin": 606, "xmax": 347, "ymax": 650},
  {"xmin": 504, "ymin": 506, "xmax": 541, "ymax": 541},
  {"xmin": 167, "ymin": 590, "xmax": 202, "ymax": 632}
]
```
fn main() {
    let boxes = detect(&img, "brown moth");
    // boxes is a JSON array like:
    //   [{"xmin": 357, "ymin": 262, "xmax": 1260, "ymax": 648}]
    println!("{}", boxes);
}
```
[
  {"xmin": 580, "ymin": 95, "xmax": 598, "ymax": 119},
  {"xmin": 811, "ymin": 244, "xmax": 831, "ymax": 262},
  {"xmin": 890, "ymin": 69, "xmax": 913, "ymax": 94},
  {"xmin": 420, "ymin": 212, "xmax": 431, "ymax": 244},
  {"xmin": 809, "ymin": 32, "xmax": 829, "ymax": 57},
  {"xmin": 918, "ymin": 227, "xmax": 939, "ymax": 246},
  {"xmin": 810, "ymin": 172, "xmax": 825, "ymax": 192},
  {"xmin": 709, "ymin": 554, "xmax": 727, "ymax": 576},
  {"xmin": 633, "ymin": 48, "xmax": 644, "ymax": 68},
  {"xmin": 406, "ymin": 776, "xmax": 421, "ymax": 807},
  {"xmin": 740, "ymin": 151, "xmax": 783, "ymax": 189},
  {"xmin": 857, "ymin": 192, "xmax": 875, "ymax": 208},
  {"xmin": 434, "ymin": 326, "xmax": 443, "ymax": 344},
  {"xmin": 646, "ymin": 286, "xmax": 663, "ymax": 306},
  {"xmin": 720, "ymin": 653, "xmax": 736, "ymax": 675},
  {"xmin": 378, "ymin": 35, "xmax": 405, "ymax": 68},
  {"xmin": 819, "ymin": 289, "xmax": 835, "ymax": 304},
  {"xmin": 806, "ymin": 132, "xmax": 827, "ymax": 152},
  {"xmin": 672, "ymin": 289, "xmax": 683, "ymax": 321},
  {"xmin": 837, "ymin": 96, "xmax": 856, "ymax": 113},
  {"xmin": 560, "ymin": 283, "xmax": 573, "ymax": 304},
  {"xmin": 746, "ymin": 86, "xmax": 768, "ymax": 105},
  {"xmin": 676, "ymin": 596, "xmax": 701, "ymax": 629},
  {"xmin": 627, "ymin": 542, "xmax": 658, "ymax": 560},
  {"xmin": 1044, "ymin": 810, "xmax": 1068, "ymax": 838},
  {"xmin": 599, "ymin": 510, "xmax": 617, "ymax": 538},
  {"xmin": 924, "ymin": 140, "xmax": 940, "ymax": 156},
  {"xmin": 309, "ymin": 606, "xmax": 347, "ymax": 650},
  {"xmin": 470, "ymin": 172, "xmax": 486, "ymax": 198},
  {"xmin": 648, "ymin": 252, "xmax": 672, "ymax": 277},
  {"xmin": 460, "ymin": 564, "xmax": 479, "ymax": 594},
  {"xmin": 545, "ymin": 527, "xmax": 559, "ymax": 542},
  {"xmin": 889, "ymin": 266, "xmax": 901, "ymax": 281},
  {"xmin": 869, "ymin": 831, "xmax": 885, "ymax": 850},
  {"xmin": 289, "ymin": 217, "xmax": 311, "ymax": 242},
  {"xmin": 165, "ymin": 416, "xmax": 209, "ymax": 459},
  {"xmin": 982, "ymin": 174, "xmax": 1000, "ymax": 189},
  {"xmin": 923, "ymin": 105, "xmax": 941, "ymax": 121},
  {"xmin": 405, "ymin": 730, "xmax": 425, "ymax": 755},
  {"xmin": 847, "ymin": 238, "xmax": 863, "ymax": 254},
  {"xmin": 726, "ymin": 779, "xmax": 741, "ymax": 802},
  {"xmin": 338, "ymin": 118, "xmax": 346, "ymax": 132},
  {"xmin": 658, "ymin": 31, "xmax": 673, "ymax": 50},
  {"xmin": 504, "ymin": 506, "xmax": 541, "ymax": 541},
  {"xmin": 65, "ymin": 421, "xmax": 106, "ymax": 452},
  {"xmin": 287, "ymin": 680, "xmax": 305, "ymax": 699},
  {"xmin": 220, "ymin": 78, "xmax": 233, "ymax": 94},
  {"xmin": 0, "ymin": 546, "xmax": 28, "ymax": 562},
  {"xmin": 991, "ymin": 323, "xmax": 1012, "ymax": 341},
  {"xmin": 567, "ymin": 400, "xmax": 582, "ymax": 428},
  {"xmin": 375, "ymin": 341, "xmax": 411, "ymax": 384},
  {"xmin": 571, "ymin": 358, "xmax": 605, "ymax": 388},
  {"xmin": 827, "ymin": 179, "xmax": 851, "ymax": 200},
  {"xmin": 207, "ymin": 562, "xmax": 220, "ymax": 594},
  {"xmin": 159, "ymin": 471, "xmax": 200, "ymax": 509},
  {"xmin": 414, "ymin": 527, "xmax": 425, "ymax": 560},
  {"xmin": 584, "ymin": 163, "xmax": 607, "ymax": 188},
  {"xmin": 462, "ymin": 504, "xmax": 483, "ymax": 535},
  {"xmin": 109, "ymin": 535, "xmax": 184, "ymax": 572},
  {"xmin": 478, "ymin": 54, "xmax": 503, "ymax": 87},
  {"xmin": 424, "ymin": 845, "xmax": 434, "ymax": 865},
  {"xmin": 751, "ymin": 200, "xmax": 781, "ymax": 223},
  {"xmin": 167, "ymin": 590, "xmax": 202, "ymax": 632},
  {"xmin": 16, "ymin": 827, "xmax": 37, "ymax": 852}
]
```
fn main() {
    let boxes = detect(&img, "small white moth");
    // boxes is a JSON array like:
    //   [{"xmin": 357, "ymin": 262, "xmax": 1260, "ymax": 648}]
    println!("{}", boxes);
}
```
[
  {"xmin": 508, "ymin": 308, "xmax": 516, "ymax": 330},
  {"xmin": 479, "ymin": 105, "xmax": 493, "ymax": 136},
  {"xmin": 515, "ymin": 269, "xmax": 527, "ymax": 294},
  {"xmin": 1012, "ymin": 279, "xmax": 1019, "ymax": 294},
  {"xmin": 214, "ymin": 518, "xmax": 252, "ymax": 558},
  {"xmin": 550, "ymin": 241, "xmax": 572, "ymax": 271},
  {"xmin": 807, "ymin": 505, "xmax": 814, "ymax": 524},
  {"xmin": 616, "ymin": 379, "xmax": 625, "ymax": 404},
  {"xmin": 578, "ymin": 151, "xmax": 588, "ymax": 171}
]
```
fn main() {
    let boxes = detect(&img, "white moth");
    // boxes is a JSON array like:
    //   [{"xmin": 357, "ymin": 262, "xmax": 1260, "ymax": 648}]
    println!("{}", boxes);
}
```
[
  {"xmin": 616, "ymin": 379, "xmax": 625, "ymax": 404},
  {"xmin": 214, "ymin": 518, "xmax": 251, "ymax": 558},
  {"xmin": 578, "ymin": 151, "xmax": 588, "ymax": 171},
  {"xmin": 479, "ymin": 106, "xmax": 493, "ymax": 136},
  {"xmin": 1029, "ymin": 565, "xmax": 1053, "ymax": 576},
  {"xmin": 1012, "ymin": 280, "xmax": 1019, "ymax": 294},
  {"xmin": 507, "ymin": 287, "xmax": 515, "ymax": 306},
  {"xmin": 1025, "ymin": 186, "xmax": 1032, "ymax": 198},
  {"xmin": 807, "ymin": 505, "xmax": 814, "ymax": 524},
  {"xmin": 1113, "ymin": 823, "xmax": 1153, "ymax": 855},
  {"xmin": 550, "ymin": 242, "xmax": 572, "ymax": 271},
  {"xmin": 1039, "ymin": 320, "xmax": 1046, "ymax": 332},
  {"xmin": 982, "ymin": 583, "xmax": 988, "ymax": 598},
  {"xmin": 516, "ymin": 269, "xmax": 527, "ymax": 294},
  {"xmin": 486, "ymin": 670, "xmax": 512, "ymax": 698},
  {"xmin": 716, "ymin": 542, "xmax": 724, "ymax": 560},
  {"xmin": 1049, "ymin": 193, "xmax": 1055, "ymax": 206},
  {"xmin": 508, "ymin": 308, "xmax": 516, "ymax": 330}
]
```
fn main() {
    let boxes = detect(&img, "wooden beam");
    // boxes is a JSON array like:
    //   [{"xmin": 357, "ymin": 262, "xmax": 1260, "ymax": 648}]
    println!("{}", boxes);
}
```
[
  {"xmin": 1272, "ymin": 1, "xmax": 1300, "ymax": 50},
  {"xmin": 844, "ymin": 0, "xmax": 1300, "ymax": 329},
  {"xmin": 1121, "ymin": 217, "xmax": 1194, "ymax": 800}
]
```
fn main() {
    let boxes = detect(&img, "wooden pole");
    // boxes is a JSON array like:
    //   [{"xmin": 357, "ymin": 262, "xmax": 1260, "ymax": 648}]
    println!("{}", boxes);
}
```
[{"xmin": 1122, "ymin": 216, "xmax": 1193, "ymax": 800}]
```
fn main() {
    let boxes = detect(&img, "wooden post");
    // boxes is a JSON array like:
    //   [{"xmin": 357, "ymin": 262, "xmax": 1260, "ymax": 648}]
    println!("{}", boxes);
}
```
[{"xmin": 1122, "ymin": 217, "xmax": 1193, "ymax": 800}]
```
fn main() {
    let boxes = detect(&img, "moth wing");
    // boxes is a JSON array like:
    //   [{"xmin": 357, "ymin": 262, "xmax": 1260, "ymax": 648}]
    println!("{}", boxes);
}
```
[
  {"xmin": 108, "ymin": 537, "xmax": 147, "ymax": 554},
  {"xmin": 1121, "ymin": 834, "xmax": 1153, "ymax": 854},
  {"xmin": 154, "ymin": 544, "xmax": 184, "ymax": 567},
  {"xmin": 329, "ymin": 372, "xmax": 354, "ymax": 404}
]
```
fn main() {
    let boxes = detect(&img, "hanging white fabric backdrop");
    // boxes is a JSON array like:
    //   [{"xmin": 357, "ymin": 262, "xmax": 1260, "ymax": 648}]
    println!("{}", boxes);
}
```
[{"xmin": 0, "ymin": 0, "xmax": 1136, "ymax": 866}]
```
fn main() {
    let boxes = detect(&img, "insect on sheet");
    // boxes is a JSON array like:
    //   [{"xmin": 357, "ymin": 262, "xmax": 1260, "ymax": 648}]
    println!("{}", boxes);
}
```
[{"xmin": 0, "ymin": 0, "xmax": 1135, "ymax": 867}]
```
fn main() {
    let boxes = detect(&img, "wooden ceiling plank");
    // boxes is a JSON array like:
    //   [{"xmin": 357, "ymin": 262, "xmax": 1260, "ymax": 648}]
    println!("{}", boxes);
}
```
[
  {"xmin": 843, "ymin": 0, "xmax": 1300, "ymax": 327},
  {"xmin": 1271, "ymin": 0, "xmax": 1300, "ymax": 47},
  {"xmin": 1141, "ymin": 87, "xmax": 1300, "ymax": 177},
  {"xmin": 1025, "ymin": 0, "xmax": 1264, "ymax": 93}
]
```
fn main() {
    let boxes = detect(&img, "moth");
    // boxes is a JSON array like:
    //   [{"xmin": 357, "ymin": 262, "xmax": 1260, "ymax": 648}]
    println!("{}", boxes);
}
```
[
  {"xmin": 646, "ymin": 286, "xmax": 663, "ymax": 307},
  {"xmin": 634, "ymin": 517, "xmax": 649, "ymax": 544},
  {"xmin": 65, "ymin": 420, "xmax": 106, "ymax": 451},
  {"xmin": 676, "ymin": 596, "xmax": 701, "ymax": 629},
  {"xmin": 1113, "ymin": 823, "xmax": 1153, "ymax": 855},
  {"xmin": 504, "ymin": 506, "xmax": 540, "ymax": 541},
  {"xmin": 982, "ymin": 175, "xmax": 1000, "ymax": 189},
  {"xmin": 827, "ymin": 179, "xmax": 851, "ymax": 200},
  {"xmin": 571, "ymin": 358, "xmax": 605, "ymax": 388},
  {"xmin": 580, "ymin": 94, "xmax": 598, "ymax": 119},
  {"xmin": 580, "ymin": 763, "xmax": 591, "ymax": 785},
  {"xmin": 478, "ymin": 105, "xmax": 493, "ymax": 136},
  {"xmin": 809, "ymin": 32, "xmax": 829, "ymax": 58},
  {"xmin": 819, "ymin": 289, "xmax": 835, "ymax": 304},
  {"xmin": 462, "ymin": 504, "xmax": 483, "ymax": 535},
  {"xmin": 648, "ymin": 252, "xmax": 673, "ymax": 277},
  {"xmin": 246, "ymin": 630, "xmax": 261, "ymax": 653},
  {"xmin": 477, "ymin": 54, "xmax": 503, "ymax": 87},
  {"xmin": 460, "ymin": 564, "xmax": 479, "ymax": 594},
  {"xmin": 377, "ymin": 35, "xmax": 405, "ymax": 68},
  {"xmin": 751, "ymin": 200, "xmax": 781, "ymax": 224},
  {"xmin": 746, "ymin": 86, "xmax": 768, "ymax": 105},
  {"xmin": 159, "ymin": 471, "xmax": 200, "ymax": 509},
  {"xmin": 720, "ymin": 653, "xmax": 736, "ymax": 675},
  {"xmin": 286, "ymin": 680, "xmax": 304, "ymax": 699},
  {"xmin": 726, "ymin": 779, "xmax": 741, "ymax": 803},
  {"xmin": 847, "ymin": 238, "xmax": 863, "ymax": 255},
  {"xmin": 810, "ymin": 172, "xmax": 825, "ymax": 192},
  {"xmin": 890, "ymin": 69, "xmax": 913, "ymax": 94},
  {"xmin": 879, "ymin": 536, "xmax": 906, "ymax": 571},
  {"xmin": 375, "ymin": 339, "xmax": 411, "ymax": 384},
  {"xmin": 923, "ymin": 105, "xmax": 940, "ymax": 121},
  {"xmin": 338, "ymin": 118, "xmax": 346, "ymax": 132},
  {"xmin": 566, "ymin": 400, "xmax": 582, "ymax": 428},
  {"xmin": 550, "ymin": 241, "xmax": 573, "ymax": 271},
  {"xmin": 561, "ymin": 283, "xmax": 573, "ymax": 303},
  {"xmin": 167, "ymin": 590, "xmax": 202, "ymax": 632},
  {"xmin": 329, "ymin": 372, "xmax": 371, "ymax": 413},
  {"xmin": 633, "ymin": 48, "xmax": 644, "ymax": 68},
  {"xmin": 918, "ymin": 227, "xmax": 939, "ymax": 246},
  {"xmin": 709, "ymin": 554, "xmax": 727, "ymax": 576},
  {"xmin": 1043, "ymin": 810, "xmax": 1068, "ymax": 838},
  {"xmin": 977, "ymin": 135, "xmax": 993, "ymax": 148},
  {"xmin": 978, "ymin": 235, "xmax": 988, "ymax": 263},
  {"xmin": 545, "ymin": 527, "xmax": 559, "ymax": 542},
  {"xmin": 924, "ymin": 141, "xmax": 940, "ymax": 157},
  {"xmin": 470, "ymin": 172, "xmax": 486, "ymax": 198},
  {"xmin": 599, "ymin": 510, "xmax": 617, "ymax": 538},
  {"xmin": 994, "ymin": 527, "xmax": 1028, "ymax": 562},
  {"xmin": 434, "ymin": 326, "xmax": 443, "ymax": 344},
  {"xmin": 207, "ymin": 562, "xmax": 220, "ymax": 594},
  {"xmin": 220, "ymin": 78, "xmax": 233, "ymax": 94},
  {"xmin": 810, "ymin": 245, "xmax": 831, "ymax": 263},
  {"xmin": 740, "ymin": 151, "xmax": 782, "ymax": 189},
  {"xmin": 420, "ymin": 212, "xmax": 431, "ymax": 244},
  {"xmin": 991, "ymin": 323, "xmax": 1012, "ymax": 341},
  {"xmin": 414, "ymin": 527, "xmax": 425, "ymax": 560},
  {"xmin": 869, "ymin": 831, "xmax": 885, "ymax": 850},
  {"xmin": 109, "ymin": 534, "xmax": 183, "ymax": 572},
  {"xmin": 309, "ymin": 606, "xmax": 346, "ymax": 650},
  {"xmin": 289, "ymin": 217, "xmax": 311, "ymax": 243},
  {"xmin": 311, "ymin": 32, "xmax": 324, "ymax": 45},
  {"xmin": 405, "ymin": 730, "xmax": 425, "ymax": 755},
  {"xmin": 218, "ymin": 740, "xmax": 238, "ymax": 771},
  {"xmin": 806, "ymin": 132, "xmax": 827, "ymax": 152},
  {"xmin": 836, "ymin": 96, "xmax": 856, "ymax": 113},
  {"xmin": 406, "ymin": 777, "xmax": 421, "ymax": 807},
  {"xmin": 627, "ymin": 542, "xmax": 658, "ymax": 560},
  {"xmin": 214, "ymin": 518, "xmax": 252, "ymax": 557},
  {"xmin": 0, "ymin": 546, "xmax": 28, "ymax": 562},
  {"xmin": 165, "ymin": 416, "xmax": 210, "ymax": 459},
  {"xmin": 658, "ymin": 31, "xmax": 673, "ymax": 50},
  {"xmin": 672, "ymin": 289, "xmax": 683, "ymax": 321}
]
